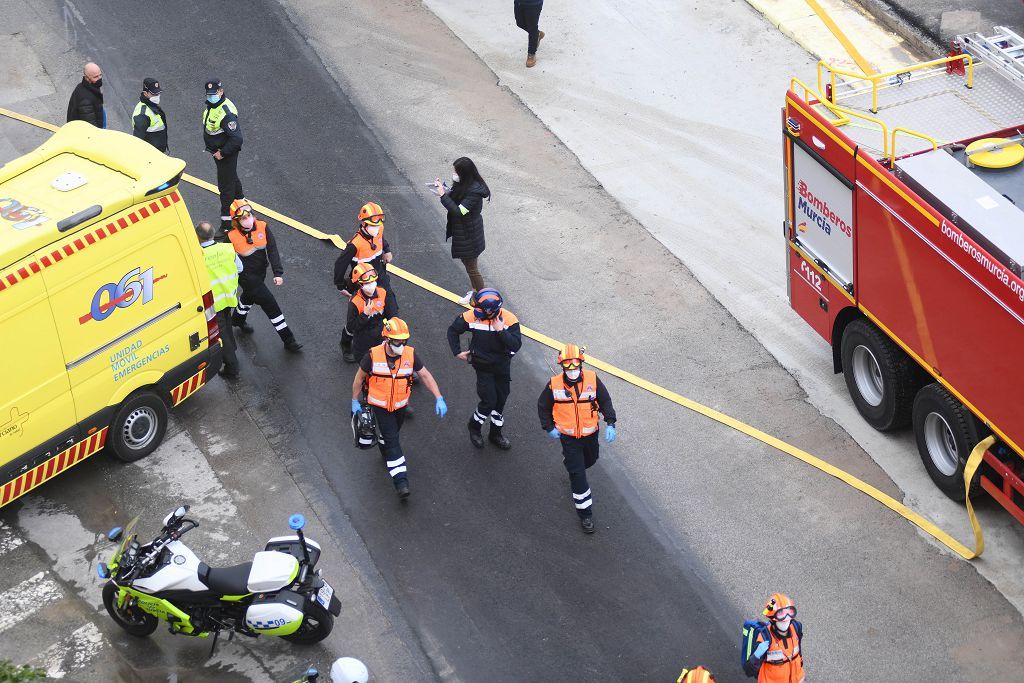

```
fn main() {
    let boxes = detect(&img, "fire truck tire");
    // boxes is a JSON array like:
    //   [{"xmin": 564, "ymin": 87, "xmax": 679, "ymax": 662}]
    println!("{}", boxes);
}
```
[
  {"xmin": 840, "ymin": 319, "xmax": 918, "ymax": 431},
  {"xmin": 107, "ymin": 391, "xmax": 169, "ymax": 463},
  {"xmin": 912, "ymin": 383, "xmax": 984, "ymax": 502}
]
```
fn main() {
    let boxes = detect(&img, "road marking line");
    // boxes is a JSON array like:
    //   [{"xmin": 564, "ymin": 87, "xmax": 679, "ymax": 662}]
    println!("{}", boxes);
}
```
[
  {"xmin": 0, "ymin": 571, "xmax": 62, "ymax": 633},
  {"xmin": 33, "ymin": 622, "xmax": 106, "ymax": 679},
  {"xmin": 0, "ymin": 107, "xmax": 986, "ymax": 560}
]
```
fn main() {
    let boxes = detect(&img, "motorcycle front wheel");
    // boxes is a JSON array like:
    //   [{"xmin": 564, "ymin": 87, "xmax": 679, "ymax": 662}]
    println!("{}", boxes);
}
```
[
  {"xmin": 102, "ymin": 581, "xmax": 159, "ymax": 637},
  {"xmin": 281, "ymin": 601, "xmax": 333, "ymax": 644}
]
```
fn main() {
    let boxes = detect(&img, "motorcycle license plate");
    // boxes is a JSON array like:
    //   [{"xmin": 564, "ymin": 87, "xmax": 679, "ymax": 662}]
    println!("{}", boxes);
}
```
[{"xmin": 316, "ymin": 580, "xmax": 334, "ymax": 610}]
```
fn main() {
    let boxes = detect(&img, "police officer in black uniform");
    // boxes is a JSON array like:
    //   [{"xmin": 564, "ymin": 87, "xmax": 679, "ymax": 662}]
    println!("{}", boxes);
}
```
[
  {"xmin": 132, "ymin": 77, "xmax": 168, "ymax": 152},
  {"xmin": 202, "ymin": 78, "xmax": 245, "ymax": 231}
]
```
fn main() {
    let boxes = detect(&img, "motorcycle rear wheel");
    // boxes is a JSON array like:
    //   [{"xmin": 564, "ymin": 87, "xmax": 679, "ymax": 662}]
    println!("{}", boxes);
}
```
[
  {"xmin": 281, "ymin": 601, "xmax": 333, "ymax": 644},
  {"xmin": 103, "ymin": 581, "xmax": 159, "ymax": 637}
]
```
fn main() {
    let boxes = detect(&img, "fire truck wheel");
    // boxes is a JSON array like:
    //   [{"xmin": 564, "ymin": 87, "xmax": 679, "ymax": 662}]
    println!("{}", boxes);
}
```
[
  {"xmin": 840, "ymin": 318, "xmax": 918, "ymax": 431},
  {"xmin": 912, "ymin": 383, "xmax": 984, "ymax": 502},
  {"xmin": 108, "ymin": 391, "xmax": 169, "ymax": 463}
]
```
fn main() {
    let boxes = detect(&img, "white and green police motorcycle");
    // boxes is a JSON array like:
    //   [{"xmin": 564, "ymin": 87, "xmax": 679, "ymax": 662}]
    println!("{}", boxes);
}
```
[{"xmin": 98, "ymin": 505, "xmax": 340, "ymax": 649}]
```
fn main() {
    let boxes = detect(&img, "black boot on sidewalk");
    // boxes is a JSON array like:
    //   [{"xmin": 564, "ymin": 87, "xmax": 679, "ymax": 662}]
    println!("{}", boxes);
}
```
[{"xmin": 468, "ymin": 418, "xmax": 485, "ymax": 449}]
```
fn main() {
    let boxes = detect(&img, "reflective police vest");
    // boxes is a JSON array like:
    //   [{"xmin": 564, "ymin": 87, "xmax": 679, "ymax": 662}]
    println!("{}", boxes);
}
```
[
  {"xmin": 203, "ymin": 98, "xmax": 237, "ymax": 136},
  {"xmin": 202, "ymin": 243, "xmax": 239, "ymax": 311},
  {"xmin": 350, "ymin": 231, "xmax": 383, "ymax": 264},
  {"xmin": 353, "ymin": 288, "xmax": 387, "ymax": 317},
  {"xmin": 550, "ymin": 370, "xmax": 600, "ymax": 437},
  {"xmin": 366, "ymin": 344, "xmax": 415, "ymax": 412},
  {"xmin": 228, "ymin": 220, "xmax": 268, "ymax": 257},
  {"xmin": 758, "ymin": 626, "xmax": 804, "ymax": 683},
  {"xmin": 132, "ymin": 101, "xmax": 166, "ymax": 132}
]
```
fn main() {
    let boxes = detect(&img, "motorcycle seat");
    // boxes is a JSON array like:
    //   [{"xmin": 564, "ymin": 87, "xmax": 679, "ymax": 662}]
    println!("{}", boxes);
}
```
[{"xmin": 198, "ymin": 561, "xmax": 253, "ymax": 596}]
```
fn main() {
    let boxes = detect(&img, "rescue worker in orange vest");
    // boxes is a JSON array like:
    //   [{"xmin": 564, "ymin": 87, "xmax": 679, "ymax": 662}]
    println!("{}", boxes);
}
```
[
  {"xmin": 447, "ymin": 288, "xmax": 521, "ymax": 450},
  {"xmin": 743, "ymin": 593, "xmax": 805, "ymax": 683},
  {"xmin": 677, "ymin": 666, "xmax": 716, "ymax": 683},
  {"xmin": 334, "ymin": 202, "xmax": 395, "ymax": 358},
  {"xmin": 537, "ymin": 343, "xmax": 617, "ymax": 534},
  {"xmin": 351, "ymin": 318, "xmax": 447, "ymax": 499},
  {"xmin": 345, "ymin": 264, "xmax": 397, "ymax": 364},
  {"xmin": 227, "ymin": 200, "xmax": 303, "ymax": 353}
]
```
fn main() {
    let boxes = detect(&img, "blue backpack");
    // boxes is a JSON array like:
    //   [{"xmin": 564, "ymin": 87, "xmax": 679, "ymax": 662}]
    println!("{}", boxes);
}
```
[{"xmin": 741, "ymin": 619, "xmax": 769, "ymax": 674}]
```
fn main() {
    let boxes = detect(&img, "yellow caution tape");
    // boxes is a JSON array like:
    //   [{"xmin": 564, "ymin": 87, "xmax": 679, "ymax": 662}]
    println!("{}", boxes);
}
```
[{"xmin": 0, "ymin": 107, "xmax": 987, "ymax": 559}]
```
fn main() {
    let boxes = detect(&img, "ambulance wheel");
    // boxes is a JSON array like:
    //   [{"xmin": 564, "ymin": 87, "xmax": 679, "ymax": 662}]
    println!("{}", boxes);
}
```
[
  {"xmin": 840, "ymin": 319, "xmax": 918, "ymax": 431},
  {"xmin": 108, "ymin": 392, "xmax": 168, "ymax": 462},
  {"xmin": 912, "ymin": 383, "xmax": 984, "ymax": 502},
  {"xmin": 281, "ymin": 602, "xmax": 334, "ymax": 645},
  {"xmin": 103, "ymin": 581, "xmax": 158, "ymax": 637}
]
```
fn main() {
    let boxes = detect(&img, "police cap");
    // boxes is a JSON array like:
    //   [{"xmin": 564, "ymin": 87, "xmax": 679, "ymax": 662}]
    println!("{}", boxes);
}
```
[
  {"xmin": 142, "ymin": 77, "xmax": 162, "ymax": 94},
  {"xmin": 205, "ymin": 78, "xmax": 222, "ymax": 95}
]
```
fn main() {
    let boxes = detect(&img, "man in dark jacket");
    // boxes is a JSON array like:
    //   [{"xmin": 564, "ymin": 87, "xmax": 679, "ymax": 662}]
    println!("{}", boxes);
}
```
[
  {"xmin": 203, "ymin": 78, "xmax": 245, "ymax": 231},
  {"xmin": 132, "ymin": 78, "xmax": 168, "ymax": 152},
  {"xmin": 67, "ymin": 62, "xmax": 105, "ymax": 128},
  {"xmin": 447, "ymin": 288, "xmax": 522, "ymax": 449},
  {"xmin": 225, "ymin": 201, "xmax": 302, "ymax": 353}
]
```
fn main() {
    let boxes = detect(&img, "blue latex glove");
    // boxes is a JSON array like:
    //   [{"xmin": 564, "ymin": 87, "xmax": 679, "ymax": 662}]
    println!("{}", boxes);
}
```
[
  {"xmin": 605, "ymin": 425, "xmax": 617, "ymax": 443},
  {"xmin": 547, "ymin": 427, "xmax": 560, "ymax": 439},
  {"xmin": 435, "ymin": 396, "xmax": 447, "ymax": 417},
  {"xmin": 753, "ymin": 640, "xmax": 769, "ymax": 659},
  {"xmin": 351, "ymin": 399, "xmax": 362, "ymax": 415}
]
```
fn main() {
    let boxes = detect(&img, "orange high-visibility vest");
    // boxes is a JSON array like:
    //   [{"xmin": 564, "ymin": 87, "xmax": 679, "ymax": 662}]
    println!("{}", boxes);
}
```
[
  {"xmin": 551, "ymin": 370, "xmax": 600, "ymax": 437},
  {"xmin": 366, "ymin": 343, "xmax": 415, "ymax": 411},
  {"xmin": 228, "ymin": 219, "xmax": 268, "ymax": 257},
  {"xmin": 351, "ymin": 231, "xmax": 383, "ymax": 263},
  {"xmin": 758, "ymin": 626, "xmax": 804, "ymax": 683},
  {"xmin": 461, "ymin": 309, "xmax": 520, "ymax": 331},
  {"xmin": 353, "ymin": 288, "xmax": 386, "ymax": 317}
]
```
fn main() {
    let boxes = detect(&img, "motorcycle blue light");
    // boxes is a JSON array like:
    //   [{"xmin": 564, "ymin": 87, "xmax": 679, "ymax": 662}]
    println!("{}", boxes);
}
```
[
  {"xmin": 107, "ymin": 526, "xmax": 123, "ymax": 541},
  {"xmin": 97, "ymin": 563, "xmax": 110, "ymax": 579},
  {"xmin": 288, "ymin": 514, "xmax": 305, "ymax": 531}
]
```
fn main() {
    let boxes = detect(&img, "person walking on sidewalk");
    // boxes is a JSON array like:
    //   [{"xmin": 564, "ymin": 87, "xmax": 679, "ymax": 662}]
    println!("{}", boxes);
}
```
[
  {"xmin": 447, "ymin": 288, "xmax": 521, "ymax": 450},
  {"xmin": 196, "ymin": 221, "xmax": 242, "ymax": 378},
  {"xmin": 345, "ymin": 264, "xmax": 397, "ymax": 364},
  {"xmin": 514, "ymin": 0, "xmax": 545, "ymax": 68},
  {"xmin": 537, "ymin": 343, "xmax": 617, "ymax": 534},
  {"xmin": 227, "ymin": 200, "xmax": 303, "ymax": 353},
  {"xmin": 132, "ymin": 77, "xmax": 168, "ymax": 152},
  {"xmin": 433, "ymin": 157, "xmax": 490, "ymax": 305},
  {"xmin": 202, "ymin": 78, "xmax": 246, "ymax": 231},
  {"xmin": 351, "ymin": 318, "xmax": 448, "ymax": 499},
  {"xmin": 67, "ymin": 62, "xmax": 105, "ymax": 128}
]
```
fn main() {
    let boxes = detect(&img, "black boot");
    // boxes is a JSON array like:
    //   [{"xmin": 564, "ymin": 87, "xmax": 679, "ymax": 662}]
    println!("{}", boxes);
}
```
[
  {"xmin": 396, "ymin": 480, "xmax": 410, "ymax": 499},
  {"xmin": 468, "ymin": 419, "xmax": 485, "ymax": 449},
  {"xmin": 233, "ymin": 319, "xmax": 253, "ymax": 334},
  {"xmin": 340, "ymin": 331, "xmax": 355, "ymax": 362},
  {"xmin": 284, "ymin": 339, "xmax": 303, "ymax": 353},
  {"xmin": 488, "ymin": 426, "xmax": 511, "ymax": 450},
  {"xmin": 580, "ymin": 516, "xmax": 595, "ymax": 534}
]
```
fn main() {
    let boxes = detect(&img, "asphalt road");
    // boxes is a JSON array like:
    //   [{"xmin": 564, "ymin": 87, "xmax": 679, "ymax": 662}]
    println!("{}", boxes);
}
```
[{"xmin": 56, "ymin": 0, "xmax": 735, "ymax": 678}]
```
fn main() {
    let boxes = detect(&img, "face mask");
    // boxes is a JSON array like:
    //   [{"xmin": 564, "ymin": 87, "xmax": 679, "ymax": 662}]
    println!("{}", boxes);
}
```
[
  {"xmin": 452, "ymin": 172, "xmax": 460, "ymax": 183},
  {"xmin": 366, "ymin": 225, "xmax": 381, "ymax": 237},
  {"xmin": 206, "ymin": 94, "xmax": 219, "ymax": 104},
  {"xmin": 240, "ymin": 215, "xmax": 255, "ymax": 229},
  {"xmin": 774, "ymin": 617, "xmax": 791, "ymax": 633},
  {"xmin": 149, "ymin": 94, "xmax": 161, "ymax": 105},
  {"xmin": 361, "ymin": 283, "xmax": 376, "ymax": 296},
  {"xmin": 388, "ymin": 342, "xmax": 405, "ymax": 355},
  {"xmin": 93, "ymin": 78, "xmax": 103, "ymax": 88},
  {"xmin": 565, "ymin": 368, "xmax": 581, "ymax": 381}
]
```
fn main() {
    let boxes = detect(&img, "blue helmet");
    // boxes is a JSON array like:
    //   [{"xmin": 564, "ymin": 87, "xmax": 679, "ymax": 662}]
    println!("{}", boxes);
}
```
[{"xmin": 473, "ymin": 288, "xmax": 503, "ymax": 319}]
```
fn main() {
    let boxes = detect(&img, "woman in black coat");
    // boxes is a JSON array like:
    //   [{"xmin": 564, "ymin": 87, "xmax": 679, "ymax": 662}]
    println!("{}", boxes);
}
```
[{"xmin": 434, "ymin": 157, "xmax": 491, "ymax": 304}]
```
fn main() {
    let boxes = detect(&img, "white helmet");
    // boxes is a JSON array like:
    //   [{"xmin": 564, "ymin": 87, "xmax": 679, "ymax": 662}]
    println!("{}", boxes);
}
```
[{"xmin": 330, "ymin": 657, "xmax": 368, "ymax": 683}]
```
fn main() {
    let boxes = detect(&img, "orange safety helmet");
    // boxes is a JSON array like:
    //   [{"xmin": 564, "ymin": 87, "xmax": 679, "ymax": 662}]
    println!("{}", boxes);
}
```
[
  {"xmin": 557, "ymin": 343, "xmax": 585, "ymax": 368},
  {"xmin": 677, "ymin": 666, "xmax": 715, "ymax": 683},
  {"xmin": 762, "ymin": 593, "xmax": 797, "ymax": 619},
  {"xmin": 229, "ymin": 199, "xmax": 254, "ymax": 218},
  {"xmin": 381, "ymin": 317, "xmax": 410, "ymax": 341},
  {"xmin": 358, "ymin": 201, "xmax": 384, "ymax": 227},
  {"xmin": 351, "ymin": 263, "xmax": 378, "ymax": 285}
]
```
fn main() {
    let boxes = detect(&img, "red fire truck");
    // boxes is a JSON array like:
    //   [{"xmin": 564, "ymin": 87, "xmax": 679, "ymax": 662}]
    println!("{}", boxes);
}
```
[{"xmin": 783, "ymin": 28, "xmax": 1024, "ymax": 523}]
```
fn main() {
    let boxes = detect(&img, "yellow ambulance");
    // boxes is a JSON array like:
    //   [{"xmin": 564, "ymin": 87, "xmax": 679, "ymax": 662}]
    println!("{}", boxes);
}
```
[{"xmin": 0, "ymin": 122, "xmax": 223, "ymax": 507}]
